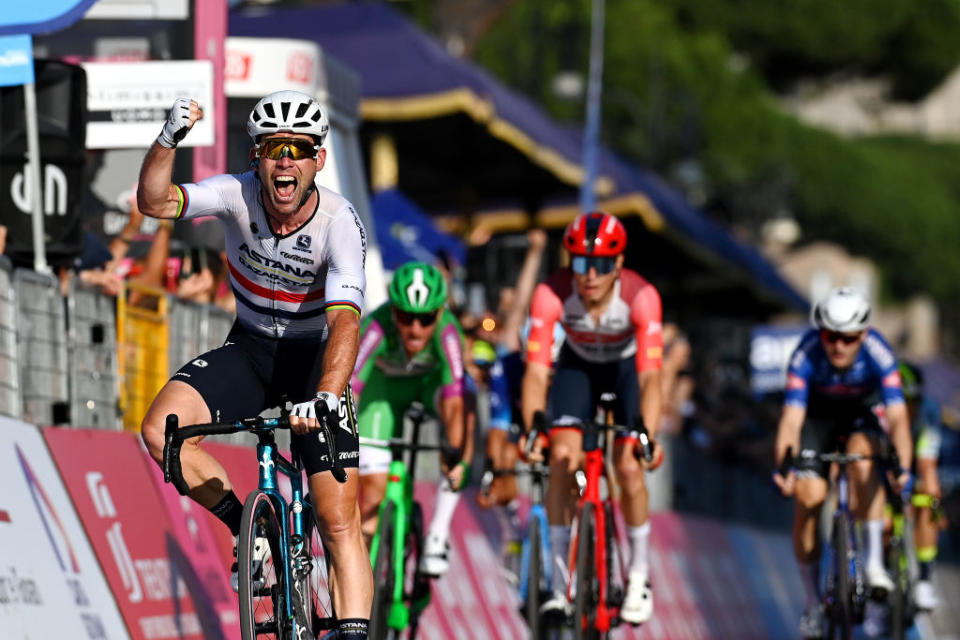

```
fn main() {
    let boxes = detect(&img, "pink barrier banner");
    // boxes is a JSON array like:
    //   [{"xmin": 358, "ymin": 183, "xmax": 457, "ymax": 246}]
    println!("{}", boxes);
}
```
[
  {"xmin": 142, "ymin": 455, "xmax": 240, "ymax": 638},
  {"xmin": 414, "ymin": 483, "xmax": 529, "ymax": 639},
  {"xmin": 43, "ymin": 428, "xmax": 235, "ymax": 640},
  {"xmin": 0, "ymin": 417, "xmax": 129, "ymax": 640}
]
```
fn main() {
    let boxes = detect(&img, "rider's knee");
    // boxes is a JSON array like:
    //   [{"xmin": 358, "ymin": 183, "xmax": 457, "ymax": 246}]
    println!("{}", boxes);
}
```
[
  {"xmin": 319, "ymin": 503, "xmax": 361, "ymax": 544},
  {"xmin": 550, "ymin": 442, "xmax": 579, "ymax": 474},
  {"xmin": 141, "ymin": 417, "xmax": 164, "ymax": 462},
  {"xmin": 794, "ymin": 478, "xmax": 828, "ymax": 511}
]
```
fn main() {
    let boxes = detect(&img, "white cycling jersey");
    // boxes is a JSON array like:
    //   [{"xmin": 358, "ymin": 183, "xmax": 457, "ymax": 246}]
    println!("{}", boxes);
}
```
[{"xmin": 178, "ymin": 171, "xmax": 366, "ymax": 338}]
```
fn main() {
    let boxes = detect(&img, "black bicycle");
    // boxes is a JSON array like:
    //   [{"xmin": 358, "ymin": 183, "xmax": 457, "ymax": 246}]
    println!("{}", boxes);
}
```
[{"xmin": 163, "ymin": 412, "xmax": 346, "ymax": 640}]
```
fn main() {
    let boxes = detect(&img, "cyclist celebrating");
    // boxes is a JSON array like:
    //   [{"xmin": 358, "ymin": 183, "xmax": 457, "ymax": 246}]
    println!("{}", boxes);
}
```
[
  {"xmin": 773, "ymin": 287, "xmax": 913, "ymax": 638},
  {"xmin": 522, "ymin": 212, "xmax": 664, "ymax": 625},
  {"xmin": 352, "ymin": 261, "xmax": 470, "ymax": 577},
  {"xmin": 137, "ymin": 92, "xmax": 372, "ymax": 638},
  {"xmin": 899, "ymin": 361, "xmax": 943, "ymax": 611}
]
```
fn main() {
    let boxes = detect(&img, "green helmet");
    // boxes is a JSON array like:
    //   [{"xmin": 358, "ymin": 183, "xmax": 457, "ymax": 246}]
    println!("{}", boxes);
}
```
[{"xmin": 388, "ymin": 261, "xmax": 448, "ymax": 313}]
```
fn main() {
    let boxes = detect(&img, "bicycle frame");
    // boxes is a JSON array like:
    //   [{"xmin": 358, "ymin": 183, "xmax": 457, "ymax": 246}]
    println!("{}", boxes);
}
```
[
  {"xmin": 255, "ymin": 431, "xmax": 310, "ymax": 631},
  {"xmin": 518, "ymin": 471, "xmax": 552, "ymax": 605},
  {"xmin": 366, "ymin": 404, "xmax": 435, "ymax": 632},
  {"xmin": 568, "ymin": 423, "xmax": 628, "ymax": 633},
  {"xmin": 826, "ymin": 463, "xmax": 865, "ymax": 622}
]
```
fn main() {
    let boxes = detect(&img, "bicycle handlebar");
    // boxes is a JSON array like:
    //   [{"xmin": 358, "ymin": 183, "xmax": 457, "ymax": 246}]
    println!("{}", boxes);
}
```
[{"xmin": 163, "ymin": 411, "xmax": 347, "ymax": 497}]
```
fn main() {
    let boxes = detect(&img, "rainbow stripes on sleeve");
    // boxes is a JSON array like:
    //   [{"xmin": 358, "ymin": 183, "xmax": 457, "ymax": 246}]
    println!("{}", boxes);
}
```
[
  {"xmin": 173, "ymin": 184, "xmax": 189, "ymax": 219},
  {"xmin": 325, "ymin": 300, "xmax": 362, "ymax": 317}
]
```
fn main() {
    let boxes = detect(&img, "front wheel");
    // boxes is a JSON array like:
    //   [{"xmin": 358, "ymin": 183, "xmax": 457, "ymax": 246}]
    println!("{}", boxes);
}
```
[
  {"xmin": 293, "ymin": 495, "xmax": 336, "ymax": 638},
  {"xmin": 573, "ymin": 502, "xmax": 600, "ymax": 640},
  {"xmin": 525, "ymin": 517, "xmax": 543, "ymax": 638},
  {"xmin": 828, "ymin": 514, "xmax": 853, "ymax": 640},
  {"xmin": 239, "ymin": 491, "xmax": 286, "ymax": 640},
  {"xmin": 369, "ymin": 502, "xmax": 397, "ymax": 640},
  {"xmin": 888, "ymin": 537, "xmax": 909, "ymax": 640}
]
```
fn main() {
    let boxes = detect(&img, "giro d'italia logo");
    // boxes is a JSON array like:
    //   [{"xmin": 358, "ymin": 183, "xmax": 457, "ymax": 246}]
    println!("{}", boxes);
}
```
[{"xmin": 405, "ymin": 268, "xmax": 429, "ymax": 307}]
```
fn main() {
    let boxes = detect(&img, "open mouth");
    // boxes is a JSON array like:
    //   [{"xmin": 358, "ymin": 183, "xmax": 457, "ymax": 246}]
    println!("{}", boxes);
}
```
[{"xmin": 274, "ymin": 175, "xmax": 298, "ymax": 202}]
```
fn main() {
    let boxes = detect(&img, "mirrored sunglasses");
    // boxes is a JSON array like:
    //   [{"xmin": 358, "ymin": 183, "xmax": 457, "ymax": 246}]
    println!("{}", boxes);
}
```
[
  {"xmin": 571, "ymin": 255, "xmax": 616, "ymax": 275},
  {"xmin": 257, "ymin": 138, "xmax": 318, "ymax": 161}
]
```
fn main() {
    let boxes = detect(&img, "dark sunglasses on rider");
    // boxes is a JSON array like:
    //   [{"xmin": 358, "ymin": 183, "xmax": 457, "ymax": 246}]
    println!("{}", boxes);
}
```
[
  {"xmin": 820, "ymin": 330, "xmax": 862, "ymax": 345},
  {"xmin": 394, "ymin": 309, "xmax": 439, "ymax": 327},
  {"xmin": 257, "ymin": 137, "xmax": 319, "ymax": 161},
  {"xmin": 571, "ymin": 255, "xmax": 617, "ymax": 275}
]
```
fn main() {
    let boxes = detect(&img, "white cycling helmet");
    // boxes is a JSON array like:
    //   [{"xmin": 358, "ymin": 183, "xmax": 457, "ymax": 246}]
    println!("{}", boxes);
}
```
[
  {"xmin": 811, "ymin": 286, "xmax": 872, "ymax": 332},
  {"xmin": 247, "ymin": 90, "xmax": 329, "ymax": 144}
]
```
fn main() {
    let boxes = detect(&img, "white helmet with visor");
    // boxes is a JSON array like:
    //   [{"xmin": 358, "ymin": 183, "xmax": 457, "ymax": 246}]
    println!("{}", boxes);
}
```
[
  {"xmin": 811, "ymin": 286, "xmax": 871, "ymax": 333},
  {"xmin": 247, "ymin": 90, "xmax": 329, "ymax": 145}
]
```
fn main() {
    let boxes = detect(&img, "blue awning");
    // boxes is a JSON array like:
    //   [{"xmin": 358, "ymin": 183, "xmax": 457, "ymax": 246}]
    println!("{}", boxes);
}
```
[{"xmin": 371, "ymin": 188, "xmax": 465, "ymax": 271}]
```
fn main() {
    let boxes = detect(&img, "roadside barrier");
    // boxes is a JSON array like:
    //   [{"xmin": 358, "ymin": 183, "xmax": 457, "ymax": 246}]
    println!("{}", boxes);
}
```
[
  {"xmin": 0, "ymin": 256, "xmax": 20, "ymax": 419},
  {"xmin": 68, "ymin": 279, "xmax": 121, "ymax": 430},
  {"xmin": 117, "ymin": 283, "xmax": 170, "ymax": 432},
  {"xmin": 14, "ymin": 269, "xmax": 69, "ymax": 426}
]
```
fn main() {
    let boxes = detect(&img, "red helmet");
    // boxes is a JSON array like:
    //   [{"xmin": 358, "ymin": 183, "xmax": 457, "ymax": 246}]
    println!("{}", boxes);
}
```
[{"xmin": 563, "ymin": 212, "xmax": 627, "ymax": 257}]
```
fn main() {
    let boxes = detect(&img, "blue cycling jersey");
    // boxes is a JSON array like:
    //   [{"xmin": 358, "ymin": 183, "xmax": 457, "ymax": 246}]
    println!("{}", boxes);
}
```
[
  {"xmin": 464, "ymin": 358, "xmax": 513, "ymax": 431},
  {"xmin": 784, "ymin": 328, "xmax": 904, "ymax": 409}
]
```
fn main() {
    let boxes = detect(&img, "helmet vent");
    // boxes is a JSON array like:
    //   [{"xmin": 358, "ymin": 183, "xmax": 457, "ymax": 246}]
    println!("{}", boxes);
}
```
[
  {"xmin": 280, "ymin": 101, "xmax": 291, "ymax": 121},
  {"xmin": 295, "ymin": 103, "xmax": 309, "ymax": 118},
  {"xmin": 251, "ymin": 112, "xmax": 262, "ymax": 123},
  {"xmin": 311, "ymin": 112, "xmax": 322, "ymax": 123},
  {"xmin": 263, "ymin": 103, "xmax": 276, "ymax": 119}
]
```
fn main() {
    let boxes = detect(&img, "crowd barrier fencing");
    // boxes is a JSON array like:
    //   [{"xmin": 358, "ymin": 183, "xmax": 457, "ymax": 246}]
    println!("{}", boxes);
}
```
[
  {"xmin": 68, "ymin": 279, "xmax": 121, "ymax": 431},
  {"xmin": 14, "ymin": 268, "xmax": 69, "ymax": 427},
  {"xmin": 0, "ymin": 257, "xmax": 20, "ymax": 419}
]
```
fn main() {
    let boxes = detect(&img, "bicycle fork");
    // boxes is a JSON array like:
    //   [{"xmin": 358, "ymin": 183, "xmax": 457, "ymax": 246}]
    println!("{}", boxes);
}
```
[{"xmin": 570, "ymin": 448, "xmax": 614, "ymax": 632}]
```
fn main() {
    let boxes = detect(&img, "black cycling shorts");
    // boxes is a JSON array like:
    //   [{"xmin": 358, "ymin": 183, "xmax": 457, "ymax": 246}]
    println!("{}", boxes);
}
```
[
  {"xmin": 547, "ymin": 345, "xmax": 639, "ymax": 437},
  {"xmin": 170, "ymin": 322, "xmax": 359, "ymax": 477},
  {"xmin": 796, "ymin": 393, "xmax": 885, "ymax": 479}
]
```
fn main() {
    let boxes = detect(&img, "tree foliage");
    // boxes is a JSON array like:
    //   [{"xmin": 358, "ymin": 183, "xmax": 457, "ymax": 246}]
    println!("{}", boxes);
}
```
[{"xmin": 472, "ymin": 0, "xmax": 960, "ymax": 330}]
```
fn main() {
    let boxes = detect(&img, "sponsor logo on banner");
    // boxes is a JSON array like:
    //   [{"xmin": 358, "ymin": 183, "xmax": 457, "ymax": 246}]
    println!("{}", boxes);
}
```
[
  {"xmin": 16, "ymin": 446, "xmax": 111, "ymax": 639},
  {"xmin": 0, "ymin": 418, "xmax": 128, "ymax": 639},
  {"xmin": 43, "ymin": 427, "xmax": 220, "ymax": 640}
]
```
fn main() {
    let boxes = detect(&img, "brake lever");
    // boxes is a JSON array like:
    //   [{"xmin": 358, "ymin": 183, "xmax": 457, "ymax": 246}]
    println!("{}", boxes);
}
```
[{"xmin": 319, "ymin": 413, "xmax": 347, "ymax": 484}]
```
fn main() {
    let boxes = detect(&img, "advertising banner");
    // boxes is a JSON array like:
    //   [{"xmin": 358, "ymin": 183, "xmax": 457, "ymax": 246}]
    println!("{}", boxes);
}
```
[
  {"xmin": 43, "ymin": 427, "xmax": 229, "ymax": 640},
  {"xmin": 749, "ymin": 324, "xmax": 807, "ymax": 396},
  {"xmin": 414, "ymin": 484, "xmax": 529, "ymax": 639},
  {"xmin": 225, "ymin": 37, "xmax": 320, "ymax": 98},
  {"xmin": 0, "ymin": 35, "xmax": 34, "ymax": 87},
  {"xmin": 0, "ymin": 416, "xmax": 128, "ymax": 639},
  {"xmin": 81, "ymin": 60, "xmax": 214, "ymax": 149}
]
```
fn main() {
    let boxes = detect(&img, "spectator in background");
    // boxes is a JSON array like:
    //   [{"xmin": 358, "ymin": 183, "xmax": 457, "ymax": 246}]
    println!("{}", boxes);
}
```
[
  {"xmin": 0, "ymin": 225, "xmax": 6, "ymax": 256},
  {"xmin": 472, "ymin": 229, "xmax": 548, "ymax": 507},
  {"xmin": 659, "ymin": 323, "xmax": 694, "ymax": 437}
]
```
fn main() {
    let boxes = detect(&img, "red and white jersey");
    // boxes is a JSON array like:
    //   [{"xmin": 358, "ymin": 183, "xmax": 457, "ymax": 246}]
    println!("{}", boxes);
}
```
[
  {"xmin": 526, "ymin": 268, "xmax": 663, "ymax": 371},
  {"xmin": 178, "ymin": 171, "xmax": 366, "ymax": 338}
]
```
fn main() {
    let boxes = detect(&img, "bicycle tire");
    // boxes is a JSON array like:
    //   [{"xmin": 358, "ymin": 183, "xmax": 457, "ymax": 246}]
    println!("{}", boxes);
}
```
[
  {"xmin": 829, "ymin": 514, "xmax": 854, "ymax": 640},
  {"xmin": 239, "ymin": 490, "xmax": 286, "ymax": 640},
  {"xmin": 573, "ymin": 502, "xmax": 600, "ymax": 640},
  {"xmin": 369, "ymin": 502, "xmax": 397, "ymax": 640},
  {"xmin": 407, "ymin": 502, "xmax": 430, "ymax": 638},
  {"xmin": 294, "ymin": 495, "xmax": 336, "ymax": 639},
  {"xmin": 525, "ymin": 517, "xmax": 543, "ymax": 638},
  {"xmin": 889, "ymin": 538, "xmax": 907, "ymax": 640}
]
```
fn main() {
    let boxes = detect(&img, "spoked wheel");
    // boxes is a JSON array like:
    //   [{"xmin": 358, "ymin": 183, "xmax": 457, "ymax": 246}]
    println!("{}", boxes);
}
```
[
  {"xmin": 827, "ymin": 514, "xmax": 854, "ymax": 640},
  {"xmin": 573, "ymin": 503, "xmax": 601, "ymax": 640},
  {"xmin": 239, "ymin": 491, "xmax": 286, "ymax": 640},
  {"xmin": 292, "ymin": 495, "xmax": 336, "ymax": 640},
  {"xmin": 525, "ymin": 517, "xmax": 544, "ymax": 639},
  {"xmin": 369, "ymin": 502, "xmax": 397, "ymax": 640}
]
